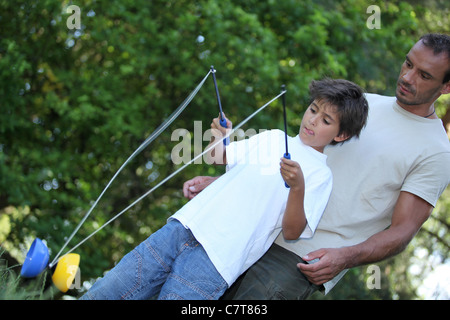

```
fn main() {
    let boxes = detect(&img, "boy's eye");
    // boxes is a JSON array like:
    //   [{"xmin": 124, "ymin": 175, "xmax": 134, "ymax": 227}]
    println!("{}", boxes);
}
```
[{"xmin": 323, "ymin": 119, "xmax": 330, "ymax": 125}]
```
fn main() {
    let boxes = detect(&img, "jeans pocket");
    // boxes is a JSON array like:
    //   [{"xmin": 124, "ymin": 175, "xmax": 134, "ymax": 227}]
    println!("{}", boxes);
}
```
[{"xmin": 267, "ymin": 281, "xmax": 287, "ymax": 300}]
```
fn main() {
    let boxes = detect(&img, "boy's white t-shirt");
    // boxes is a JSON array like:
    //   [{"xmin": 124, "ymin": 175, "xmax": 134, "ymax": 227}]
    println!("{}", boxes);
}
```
[{"xmin": 171, "ymin": 129, "xmax": 332, "ymax": 286}]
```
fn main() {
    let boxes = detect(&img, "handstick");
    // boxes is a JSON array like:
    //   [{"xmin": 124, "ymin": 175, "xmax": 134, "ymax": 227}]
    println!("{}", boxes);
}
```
[
  {"xmin": 211, "ymin": 66, "xmax": 230, "ymax": 146},
  {"xmin": 281, "ymin": 84, "xmax": 290, "ymax": 188}
]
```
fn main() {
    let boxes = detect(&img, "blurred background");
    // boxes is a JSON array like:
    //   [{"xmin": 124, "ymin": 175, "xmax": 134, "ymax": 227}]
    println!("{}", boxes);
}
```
[{"xmin": 0, "ymin": 0, "xmax": 449, "ymax": 299}]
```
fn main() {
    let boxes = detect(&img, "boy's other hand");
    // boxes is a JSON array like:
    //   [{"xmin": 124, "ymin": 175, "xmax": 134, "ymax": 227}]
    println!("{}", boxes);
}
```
[{"xmin": 211, "ymin": 113, "xmax": 232, "ymax": 137}]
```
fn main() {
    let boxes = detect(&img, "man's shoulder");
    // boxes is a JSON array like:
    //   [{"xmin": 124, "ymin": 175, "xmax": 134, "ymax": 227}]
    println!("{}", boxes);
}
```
[{"xmin": 364, "ymin": 92, "xmax": 396, "ymax": 104}]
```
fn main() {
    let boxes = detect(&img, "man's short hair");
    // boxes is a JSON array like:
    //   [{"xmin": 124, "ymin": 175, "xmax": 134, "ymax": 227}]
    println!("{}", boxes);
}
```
[{"xmin": 420, "ymin": 33, "xmax": 450, "ymax": 83}]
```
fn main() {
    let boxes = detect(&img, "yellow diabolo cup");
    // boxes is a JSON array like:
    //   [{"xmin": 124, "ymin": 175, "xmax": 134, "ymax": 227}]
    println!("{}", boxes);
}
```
[{"xmin": 52, "ymin": 253, "xmax": 80, "ymax": 292}]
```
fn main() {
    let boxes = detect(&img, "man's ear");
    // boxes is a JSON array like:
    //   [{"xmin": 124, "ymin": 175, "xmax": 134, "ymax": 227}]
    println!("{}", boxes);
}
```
[
  {"xmin": 441, "ymin": 81, "xmax": 450, "ymax": 95},
  {"xmin": 333, "ymin": 132, "xmax": 350, "ymax": 143}
]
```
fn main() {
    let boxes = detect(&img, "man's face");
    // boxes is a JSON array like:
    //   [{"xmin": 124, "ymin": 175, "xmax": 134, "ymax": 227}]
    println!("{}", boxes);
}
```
[{"xmin": 396, "ymin": 40, "xmax": 450, "ymax": 110}]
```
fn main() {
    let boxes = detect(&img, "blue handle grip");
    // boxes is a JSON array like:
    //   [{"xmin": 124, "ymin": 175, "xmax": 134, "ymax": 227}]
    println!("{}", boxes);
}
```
[
  {"xmin": 220, "ymin": 116, "xmax": 230, "ymax": 146},
  {"xmin": 283, "ymin": 153, "xmax": 291, "ymax": 188}
]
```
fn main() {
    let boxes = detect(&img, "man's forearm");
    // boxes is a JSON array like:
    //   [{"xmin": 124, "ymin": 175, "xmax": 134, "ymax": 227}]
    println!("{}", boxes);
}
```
[
  {"xmin": 341, "ymin": 225, "xmax": 414, "ymax": 269},
  {"xmin": 299, "ymin": 225, "xmax": 420, "ymax": 285},
  {"xmin": 343, "ymin": 192, "xmax": 433, "ymax": 269}
]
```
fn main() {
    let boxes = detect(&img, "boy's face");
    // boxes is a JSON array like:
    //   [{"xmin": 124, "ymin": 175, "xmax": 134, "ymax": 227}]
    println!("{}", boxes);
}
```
[{"xmin": 299, "ymin": 99, "xmax": 348, "ymax": 153}]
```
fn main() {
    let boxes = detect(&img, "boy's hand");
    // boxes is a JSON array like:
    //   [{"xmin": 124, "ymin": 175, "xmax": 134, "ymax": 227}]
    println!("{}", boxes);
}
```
[
  {"xmin": 280, "ymin": 158, "xmax": 305, "ymax": 191},
  {"xmin": 210, "ymin": 113, "xmax": 232, "ymax": 138}
]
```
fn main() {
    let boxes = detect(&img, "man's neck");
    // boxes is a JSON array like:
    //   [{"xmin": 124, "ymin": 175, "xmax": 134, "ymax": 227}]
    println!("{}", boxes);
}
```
[{"xmin": 396, "ymin": 100, "xmax": 438, "ymax": 119}]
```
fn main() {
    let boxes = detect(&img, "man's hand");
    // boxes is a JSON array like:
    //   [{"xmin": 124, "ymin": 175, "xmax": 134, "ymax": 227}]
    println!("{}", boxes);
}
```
[
  {"xmin": 297, "ymin": 248, "xmax": 350, "ymax": 285},
  {"xmin": 182, "ymin": 176, "xmax": 219, "ymax": 200}
]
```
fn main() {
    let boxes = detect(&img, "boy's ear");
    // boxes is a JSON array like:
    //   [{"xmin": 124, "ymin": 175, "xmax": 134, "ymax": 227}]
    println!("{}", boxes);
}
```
[{"xmin": 333, "ymin": 132, "xmax": 350, "ymax": 143}]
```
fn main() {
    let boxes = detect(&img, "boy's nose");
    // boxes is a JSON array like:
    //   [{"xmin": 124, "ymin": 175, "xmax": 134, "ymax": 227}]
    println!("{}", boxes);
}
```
[{"xmin": 309, "ymin": 115, "xmax": 318, "ymax": 126}]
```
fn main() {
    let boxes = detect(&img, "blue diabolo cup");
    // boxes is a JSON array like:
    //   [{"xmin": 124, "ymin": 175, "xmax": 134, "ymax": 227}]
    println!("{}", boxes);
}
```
[{"xmin": 20, "ymin": 238, "xmax": 50, "ymax": 278}]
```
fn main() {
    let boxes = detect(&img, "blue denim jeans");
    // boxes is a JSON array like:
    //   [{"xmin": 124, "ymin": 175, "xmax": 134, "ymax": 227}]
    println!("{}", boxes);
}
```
[{"xmin": 80, "ymin": 220, "xmax": 228, "ymax": 300}]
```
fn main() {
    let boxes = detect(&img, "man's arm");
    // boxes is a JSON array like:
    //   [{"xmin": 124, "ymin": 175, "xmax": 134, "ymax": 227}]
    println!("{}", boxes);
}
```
[
  {"xmin": 298, "ymin": 191, "xmax": 433, "ymax": 285},
  {"xmin": 183, "ymin": 176, "xmax": 220, "ymax": 200}
]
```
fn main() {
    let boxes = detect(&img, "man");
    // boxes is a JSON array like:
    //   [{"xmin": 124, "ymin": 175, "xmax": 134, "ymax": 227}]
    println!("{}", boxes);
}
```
[{"xmin": 183, "ymin": 34, "xmax": 450, "ymax": 299}]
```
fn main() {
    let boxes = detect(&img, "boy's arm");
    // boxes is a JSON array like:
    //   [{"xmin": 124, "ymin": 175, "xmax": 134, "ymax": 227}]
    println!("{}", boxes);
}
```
[
  {"xmin": 280, "ymin": 158, "xmax": 307, "ymax": 240},
  {"xmin": 204, "ymin": 114, "xmax": 232, "ymax": 165}
]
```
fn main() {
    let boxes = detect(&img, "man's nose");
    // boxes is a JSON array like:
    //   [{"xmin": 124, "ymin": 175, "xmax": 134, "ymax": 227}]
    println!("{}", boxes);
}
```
[{"xmin": 402, "ymin": 69, "xmax": 415, "ymax": 84}]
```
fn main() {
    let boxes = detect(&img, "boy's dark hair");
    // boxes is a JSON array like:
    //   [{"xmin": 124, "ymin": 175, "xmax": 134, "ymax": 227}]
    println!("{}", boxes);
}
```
[
  {"xmin": 309, "ymin": 78, "xmax": 369, "ymax": 145},
  {"xmin": 420, "ymin": 33, "xmax": 450, "ymax": 83}
]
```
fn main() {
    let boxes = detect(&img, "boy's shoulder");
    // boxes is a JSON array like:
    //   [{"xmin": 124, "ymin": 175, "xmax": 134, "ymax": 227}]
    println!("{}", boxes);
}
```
[{"xmin": 256, "ymin": 128, "xmax": 284, "ymax": 136}]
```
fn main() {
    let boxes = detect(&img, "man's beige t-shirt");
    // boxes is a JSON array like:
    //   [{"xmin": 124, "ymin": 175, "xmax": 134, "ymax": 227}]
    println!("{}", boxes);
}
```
[{"xmin": 275, "ymin": 93, "xmax": 450, "ymax": 293}]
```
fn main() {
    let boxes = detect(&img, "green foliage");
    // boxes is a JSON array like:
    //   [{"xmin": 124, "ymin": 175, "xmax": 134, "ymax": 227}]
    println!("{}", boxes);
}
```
[
  {"xmin": 0, "ymin": 250, "xmax": 56, "ymax": 300},
  {"xmin": 0, "ymin": 0, "xmax": 448, "ymax": 299}
]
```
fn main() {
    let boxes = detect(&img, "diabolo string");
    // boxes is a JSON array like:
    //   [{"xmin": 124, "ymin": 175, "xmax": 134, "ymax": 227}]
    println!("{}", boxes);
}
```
[
  {"xmin": 50, "ymin": 69, "xmax": 213, "ymax": 268},
  {"xmin": 55, "ymin": 89, "xmax": 287, "ymax": 263},
  {"xmin": 50, "ymin": 69, "xmax": 286, "ymax": 268}
]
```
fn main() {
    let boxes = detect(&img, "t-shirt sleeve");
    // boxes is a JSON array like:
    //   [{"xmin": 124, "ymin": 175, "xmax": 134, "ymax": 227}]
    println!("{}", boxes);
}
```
[
  {"xmin": 401, "ymin": 152, "xmax": 450, "ymax": 207},
  {"xmin": 299, "ymin": 166, "xmax": 333, "ymax": 238}
]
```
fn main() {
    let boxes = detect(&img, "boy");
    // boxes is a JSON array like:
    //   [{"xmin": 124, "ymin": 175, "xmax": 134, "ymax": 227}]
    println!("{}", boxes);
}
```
[{"xmin": 80, "ymin": 79, "xmax": 368, "ymax": 300}]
